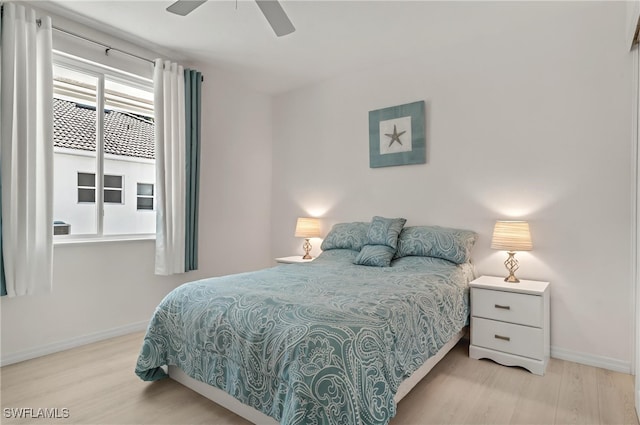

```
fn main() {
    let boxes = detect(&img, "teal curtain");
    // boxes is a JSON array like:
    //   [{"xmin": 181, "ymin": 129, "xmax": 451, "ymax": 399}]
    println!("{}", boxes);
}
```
[{"xmin": 184, "ymin": 69, "xmax": 202, "ymax": 272}]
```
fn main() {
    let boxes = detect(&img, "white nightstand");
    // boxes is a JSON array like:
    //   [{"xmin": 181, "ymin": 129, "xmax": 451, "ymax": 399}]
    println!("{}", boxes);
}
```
[
  {"xmin": 275, "ymin": 256, "xmax": 314, "ymax": 264},
  {"xmin": 469, "ymin": 275, "xmax": 550, "ymax": 375}
]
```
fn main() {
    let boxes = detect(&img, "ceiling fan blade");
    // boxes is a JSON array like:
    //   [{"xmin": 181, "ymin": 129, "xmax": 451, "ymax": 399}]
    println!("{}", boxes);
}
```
[
  {"xmin": 166, "ymin": 0, "xmax": 207, "ymax": 16},
  {"xmin": 255, "ymin": 0, "xmax": 295, "ymax": 37}
]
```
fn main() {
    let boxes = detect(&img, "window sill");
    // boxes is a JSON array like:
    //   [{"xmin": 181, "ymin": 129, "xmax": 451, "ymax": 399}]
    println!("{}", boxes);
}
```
[{"xmin": 53, "ymin": 234, "xmax": 155, "ymax": 246}]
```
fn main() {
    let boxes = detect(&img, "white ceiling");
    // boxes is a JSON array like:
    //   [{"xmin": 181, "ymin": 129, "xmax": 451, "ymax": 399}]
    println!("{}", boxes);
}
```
[{"xmin": 36, "ymin": 1, "xmax": 519, "ymax": 94}]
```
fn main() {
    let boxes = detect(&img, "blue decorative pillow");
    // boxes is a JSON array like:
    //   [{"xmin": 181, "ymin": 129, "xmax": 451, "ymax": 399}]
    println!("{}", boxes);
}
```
[
  {"xmin": 395, "ymin": 226, "xmax": 478, "ymax": 264},
  {"xmin": 320, "ymin": 222, "xmax": 370, "ymax": 251},
  {"xmin": 354, "ymin": 245, "xmax": 397, "ymax": 267},
  {"xmin": 354, "ymin": 216, "xmax": 407, "ymax": 267},
  {"xmin": 365, "ymin": 216, "xmax": 407, "ymax": 249}
]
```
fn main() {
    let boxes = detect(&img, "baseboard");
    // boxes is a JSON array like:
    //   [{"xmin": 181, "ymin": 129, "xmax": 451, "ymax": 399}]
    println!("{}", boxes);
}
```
[
  {"xmin": 551, "ymin": 346, "xmax": 631, "ymax": 374},
  {"xmin": 636, "ymin": 387, "xmax": 639, "ymax": 422},
  {"xmin": 0, "ymin": 320, "xmax": 148, "ymax": 367}
]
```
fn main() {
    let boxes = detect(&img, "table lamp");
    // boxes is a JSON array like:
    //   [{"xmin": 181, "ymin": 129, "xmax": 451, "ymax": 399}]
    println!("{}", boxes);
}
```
[
  {"xmin": 491, "ymin": 220, "xmax": 532, "ymax": 283},
  {"xmin": 294, "ymin": 217, "xmax": 321, "ymax": 259}
]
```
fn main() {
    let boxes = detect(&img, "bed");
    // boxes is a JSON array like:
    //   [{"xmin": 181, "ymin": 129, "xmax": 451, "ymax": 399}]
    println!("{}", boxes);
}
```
[{"xmin": 135, "ymin": 220, "xmax": 477, "ymax": 425}]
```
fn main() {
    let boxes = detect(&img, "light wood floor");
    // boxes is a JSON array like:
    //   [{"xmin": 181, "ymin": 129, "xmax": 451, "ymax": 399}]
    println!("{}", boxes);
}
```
[{"xmin": 1, "ymin": 332, "xmax": 637, "ymax": 425}]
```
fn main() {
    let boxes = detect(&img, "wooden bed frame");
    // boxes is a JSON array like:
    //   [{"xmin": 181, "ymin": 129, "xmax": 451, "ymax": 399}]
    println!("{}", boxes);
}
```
[{"xmin": 168, "ymin": 327, "xmax": 466, "ymax": 424}]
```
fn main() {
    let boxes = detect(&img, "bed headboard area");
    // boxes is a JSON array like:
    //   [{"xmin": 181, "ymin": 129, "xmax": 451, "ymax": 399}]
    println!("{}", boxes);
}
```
[{"xmin": 320, "ymin": 217, "xmax": 478, "ymax": 266}]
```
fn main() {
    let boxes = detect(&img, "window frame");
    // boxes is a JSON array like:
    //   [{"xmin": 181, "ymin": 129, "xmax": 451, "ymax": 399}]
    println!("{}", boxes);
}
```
[{"xmin": 53, "ymin": 51, "xmax": 154, "ymax": 240}]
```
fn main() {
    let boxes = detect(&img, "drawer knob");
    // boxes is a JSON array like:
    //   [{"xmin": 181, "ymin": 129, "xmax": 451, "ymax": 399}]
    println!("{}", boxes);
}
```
[
  {"xmin": 494, "ymin": 334, "xmax": 511, "ymax": 342},
  {"xmin": 494, "ymin": 304, "xmax": 511, "ymax": 310}
]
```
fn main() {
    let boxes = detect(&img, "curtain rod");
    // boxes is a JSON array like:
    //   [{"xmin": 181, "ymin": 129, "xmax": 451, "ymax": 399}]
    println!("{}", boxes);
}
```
[
  {"xmin": 35, "ymin": 20, "xmax": 204, "ymax": 82},
  {"xmin": 43, "ymin": 22, "xmax": 156, "ymax": 64},
  {"xmin": 1, "ymin": 6, "xmax": 153, "ymax": 65}
]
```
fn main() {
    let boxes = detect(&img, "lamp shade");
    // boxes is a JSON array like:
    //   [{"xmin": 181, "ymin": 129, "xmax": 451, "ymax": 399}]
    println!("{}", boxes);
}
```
[
  {"xmin": 491, "ymin": 221, "xmax": 532, "ymax": 251},
  {"xmin": 294, "ymin": 217, "xmax": 321, "ymax": 238}
]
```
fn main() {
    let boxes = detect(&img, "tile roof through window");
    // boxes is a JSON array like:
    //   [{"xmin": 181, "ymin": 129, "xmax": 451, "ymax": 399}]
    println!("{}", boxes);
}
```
[{"xmin": 53, "ymin": 98, "xmax": 155, "ymax": 160}]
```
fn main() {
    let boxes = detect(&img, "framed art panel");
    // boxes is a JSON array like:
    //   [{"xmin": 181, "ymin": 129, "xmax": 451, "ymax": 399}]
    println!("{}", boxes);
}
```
[{"xmin": 368, "ymin": 100, "xmax": 426, "ymax": 168}]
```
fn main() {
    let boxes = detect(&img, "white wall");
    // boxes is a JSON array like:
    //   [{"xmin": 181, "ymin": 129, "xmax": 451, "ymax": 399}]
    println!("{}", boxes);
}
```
[
  {"xmin": 197, "ymin": 64, "xmax": 274, "ymax": 276},
  {"xmin": 636, "ymin": 43, "xmax": 640, "ymax": 414},
  {"xmin": 0, "ymin": 63, "xmax": 273, "ymax": 363},
  {"xmin": 101, "ymin": 154, "xmax": 156, "ymax": 235},
  {"xmin": 53, "ymin": 150, "xmax": 156, "ymax": 235},
  {"xmin": 633, "ymin": 1, "xmax": 640, "ymax": 411},
  {"xmin": 628, "ymin": 0, "xmax": 640, "ymax": 48},
  {"xmin": 272, "ymin": 1, "xmax": 634, "ymax": 371}
]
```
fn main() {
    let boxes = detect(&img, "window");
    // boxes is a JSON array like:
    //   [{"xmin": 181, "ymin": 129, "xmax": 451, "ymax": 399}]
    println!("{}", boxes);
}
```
[
  {"xmin": 104, "ymin": 175, "xmax": 123, "ymax": 204},
  {"xmin": 77, "ymin": 173, "xmax": 123, "ymax": 204},
  {"xmin": 77, "ymin": 172, "xmax": 96, "ymax": 203},
  {"xmin": 137, "ymin": 183, "xmax": 154, "ymax": 210},
  {"xmin": 53, "ymin": 54, "xmax": 155, "ymax": 238}
]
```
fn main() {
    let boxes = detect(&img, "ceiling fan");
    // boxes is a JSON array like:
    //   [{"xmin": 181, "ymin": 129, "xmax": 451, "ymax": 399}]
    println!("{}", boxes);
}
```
[{"xmin": 166, "ymin": 0, "xmax": 295, "ymax": 37}]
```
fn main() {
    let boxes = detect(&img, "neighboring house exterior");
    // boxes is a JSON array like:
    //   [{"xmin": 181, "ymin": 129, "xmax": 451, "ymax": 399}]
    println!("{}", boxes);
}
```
[{"xmin": 53, "ymin": 98, "xmax": 155, "ymax": 236}]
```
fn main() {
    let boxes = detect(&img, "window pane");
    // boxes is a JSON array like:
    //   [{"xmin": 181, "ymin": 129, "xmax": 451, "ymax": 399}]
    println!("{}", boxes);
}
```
[
  {"xmin": 54, "ymin": 63, "xmax": 98, "ymax": 236},
  {"xmin": 137, "ymin": 183, "xmax": 153, "ymax": 196},
  {"xmin": 78, "ymin": 188, "xmax": 95, "ymax": 203},
  {"xmin": 104, "ymin": 174, "xmax": 122, "ymax": 188},
  {"xmin": 104, "ymin": 189, "xmax": 122, "ymax": 204},
  {"xmin": 105, "ymin": 78, "xmax": 154, "ymax": 117},
  {"xmin": 137, "ymin": 197, "xmax": 153, "ymax": 210},
  {"xmin": 77, "ymin": 172, "xmax": 95, "ymax": 187},
  {"xmin": 103, "ymin": 77, "xmax": 155, "ymax": 235}
]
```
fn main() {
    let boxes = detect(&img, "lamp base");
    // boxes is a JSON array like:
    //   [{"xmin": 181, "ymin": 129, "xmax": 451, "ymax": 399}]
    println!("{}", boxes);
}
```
[
  {"xmin": 302, "ymin": 238, "xmax": 312, "ymax": 260},
  {"xmin": 504, "ymin": 274, "xmax": 520, "ymax": 283},
  {"xmin": 503, "ymin": 251, "xmax": 520, "ymax": 283}
]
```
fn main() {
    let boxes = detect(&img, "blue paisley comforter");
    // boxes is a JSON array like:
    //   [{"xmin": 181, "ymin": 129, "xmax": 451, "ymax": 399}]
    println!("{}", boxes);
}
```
[{"xmin": 135, "ymin": 249, "xmax": 474, "ymax": 425}]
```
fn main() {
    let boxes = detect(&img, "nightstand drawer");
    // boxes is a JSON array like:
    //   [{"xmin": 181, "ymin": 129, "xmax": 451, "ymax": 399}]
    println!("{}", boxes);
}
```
[
  {"xmin": 472, "ymin": 288, "xmax": 542, "ymax": 327},
  {"xmin": 471, "ymin": 317, "xmax": 543, "ymax": 360}
]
